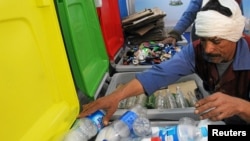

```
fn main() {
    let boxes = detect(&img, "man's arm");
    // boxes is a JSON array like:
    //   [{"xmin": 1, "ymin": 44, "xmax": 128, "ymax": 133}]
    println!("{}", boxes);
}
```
[{"xmin": 168, "ymin": 0, "xmax": 202, "ymax": 41}]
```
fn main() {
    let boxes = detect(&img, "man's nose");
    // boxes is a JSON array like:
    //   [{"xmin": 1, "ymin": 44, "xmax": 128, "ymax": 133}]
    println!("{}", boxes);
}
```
[{"xmin": 204, "ymin": 41, "xmax": 215, "ymax": 54}]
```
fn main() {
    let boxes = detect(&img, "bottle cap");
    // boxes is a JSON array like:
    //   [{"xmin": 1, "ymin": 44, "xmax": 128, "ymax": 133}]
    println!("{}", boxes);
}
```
[
  {"xmin": 151, "ymin": 137, "xmax": 161, "ymax": 141},
  {"xmin": 141, "ymin": 136, "xmax": 161, "ymax": 141},
  {"xmin": 200, "ymin": 127, "xmax": 208, "ymax": 137}
]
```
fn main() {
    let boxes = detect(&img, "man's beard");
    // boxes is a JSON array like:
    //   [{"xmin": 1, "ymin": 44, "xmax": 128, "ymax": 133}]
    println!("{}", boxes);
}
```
[{"xmin": 202, "ymin": 49, "xmax": 223, "ymax": 63}]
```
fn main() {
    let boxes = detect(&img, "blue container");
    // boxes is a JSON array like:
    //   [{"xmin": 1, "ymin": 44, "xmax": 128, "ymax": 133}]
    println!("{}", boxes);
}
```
[{"xmin": 119, "ymin": 0, "xmax": 128, "ymax": 19}]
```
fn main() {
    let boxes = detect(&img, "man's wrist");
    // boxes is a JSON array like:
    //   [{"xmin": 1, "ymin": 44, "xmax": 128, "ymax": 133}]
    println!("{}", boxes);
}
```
[{"xmin": 168, "ymin": 30, "xmax": 182, "ymax": 41}]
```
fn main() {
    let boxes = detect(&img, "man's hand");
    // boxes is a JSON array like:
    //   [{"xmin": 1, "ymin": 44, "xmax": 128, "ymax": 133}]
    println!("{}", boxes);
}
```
[
  {"xmin": 77, "ymin": 79, "xmax": 145, "ymax": 126},
  {"xmin": 194, "ymin": 92, "xmax": 246, "ymax": 121},
  {"xmin": 160, "ymin": 36, "xmax": 177, "ymax": 46},
  {"xmin": 78, "ymin": 93, "xmax": 120, "ymax": 126}
]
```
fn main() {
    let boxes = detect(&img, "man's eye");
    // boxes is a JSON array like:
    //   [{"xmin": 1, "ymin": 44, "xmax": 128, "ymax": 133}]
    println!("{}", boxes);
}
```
[
  {"xmin": 212, "ymin": 39, "xmax": 221, "ymax": 44},
  {"xmin": 200, "ymin": 38, "xmax": 206, "ymax": 41}
]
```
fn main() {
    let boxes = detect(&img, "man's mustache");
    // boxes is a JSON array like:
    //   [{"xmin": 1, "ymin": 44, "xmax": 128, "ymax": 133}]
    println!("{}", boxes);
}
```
[{"xmin": 205, "ymin": 53, "xmax": 221, "ymax": 57}]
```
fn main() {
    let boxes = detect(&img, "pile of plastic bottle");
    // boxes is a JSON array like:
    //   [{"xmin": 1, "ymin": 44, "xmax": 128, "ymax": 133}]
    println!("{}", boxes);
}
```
[
  {"xmin": 62, "ymin": 104, "xmax": 226, "ymax": 141},
  {"xmin": 123, "ymin": 41, "xmax": 182, "ymax": 65},
  {"xmin": 117, "ymin": 86, "xmax": 198, "ymax": 110}
]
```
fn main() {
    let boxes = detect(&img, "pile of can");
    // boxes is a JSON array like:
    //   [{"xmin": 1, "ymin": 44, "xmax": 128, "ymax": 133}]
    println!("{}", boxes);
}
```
[{"xmin": 123, "ymin": 41, "xmax": 182, "ymax": 65}]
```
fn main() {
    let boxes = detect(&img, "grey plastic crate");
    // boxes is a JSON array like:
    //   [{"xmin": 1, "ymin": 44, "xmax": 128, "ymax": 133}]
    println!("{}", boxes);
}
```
[
  {"xmin": 115, "ymin": 35, "xmax": 188, "ymax": 72},
  {"xmin": 106, "ymin": 72, "xmax": 209, "ymax": 121}
]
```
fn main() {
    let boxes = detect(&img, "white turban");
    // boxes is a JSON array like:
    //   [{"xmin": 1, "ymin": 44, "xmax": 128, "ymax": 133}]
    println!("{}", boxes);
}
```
[{"xmin": 195, "ymin": 0, "xmax": 245, "ymax": 42}]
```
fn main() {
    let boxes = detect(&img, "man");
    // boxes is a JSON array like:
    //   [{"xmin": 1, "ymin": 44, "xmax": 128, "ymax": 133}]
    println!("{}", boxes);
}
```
[
  {"xmin": 79, "ymin": 0, "xmax": 250, "ymax": 125},
  {"xmin": 163, "ymin": 0, "xmax": 242, "ymax": 46}
]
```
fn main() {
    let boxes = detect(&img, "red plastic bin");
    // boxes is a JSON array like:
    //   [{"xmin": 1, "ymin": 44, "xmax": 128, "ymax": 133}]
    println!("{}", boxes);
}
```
[{"xmin": 98, "ymin": 0, "xmax": 125, "ymax": 61}]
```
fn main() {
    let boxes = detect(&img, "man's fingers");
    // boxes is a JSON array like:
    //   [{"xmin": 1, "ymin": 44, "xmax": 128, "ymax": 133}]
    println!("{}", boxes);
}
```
[
  {"xmin": 103, "ymin": 110, "xmax": 116, "ymax": 126},
  {"xmin": 195, "ymin": 94, "xmax": 218, "ymax": 107},
  {"xmin": 77, "ymin": 102, "xmax": 100, "ymax": 118}
]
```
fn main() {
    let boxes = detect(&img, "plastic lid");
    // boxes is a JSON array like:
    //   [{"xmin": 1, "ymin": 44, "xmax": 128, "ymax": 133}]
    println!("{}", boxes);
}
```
[
  {"xmin": 55, "ymin": 0, "xmax": 109, "ymax": 99},
  {"xmin": 0, "ymin": 0, "xmax": 79, "ymax": 140},
  {"xmin": 99, "ymin": 0, "xmax": 124, "ymax": 61}
]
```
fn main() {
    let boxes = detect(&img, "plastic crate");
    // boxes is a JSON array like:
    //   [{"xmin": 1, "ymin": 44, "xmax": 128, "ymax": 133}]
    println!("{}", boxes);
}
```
[{"xmin": 105, "ymin": 72, "xmax": 209, "ymax": 121}]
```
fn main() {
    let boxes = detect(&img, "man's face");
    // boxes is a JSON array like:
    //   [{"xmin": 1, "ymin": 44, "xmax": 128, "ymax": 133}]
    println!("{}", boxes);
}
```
[{"xmin": 200, "ymin": 37, "xmax": 237, "ymax": 63}]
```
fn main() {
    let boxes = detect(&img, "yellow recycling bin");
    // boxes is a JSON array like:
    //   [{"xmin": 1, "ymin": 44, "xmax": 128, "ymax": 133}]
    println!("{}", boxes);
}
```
[{"xmin": 0, "ymin": 0, "xmax": 79, "ymax": 141}]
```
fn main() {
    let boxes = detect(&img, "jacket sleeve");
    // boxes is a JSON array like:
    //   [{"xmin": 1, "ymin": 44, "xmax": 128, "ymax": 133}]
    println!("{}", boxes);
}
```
[
  {"xmin": 168, "ymin": 0, "xmax": 202, "ymax": 41},
  {"xmin": 135, "ymin": 43, "xmax": 196, "ymax": 95}
]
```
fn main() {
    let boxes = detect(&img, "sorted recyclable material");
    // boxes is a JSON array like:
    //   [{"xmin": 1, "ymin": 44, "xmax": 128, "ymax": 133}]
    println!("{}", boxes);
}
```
[
  {"xmin": 117, "ymin": 84, "xmax": 198, "ymax": 110},
  {"xmin": 123, "ymin": 41, "xmax": 183, "ymax": 65}
]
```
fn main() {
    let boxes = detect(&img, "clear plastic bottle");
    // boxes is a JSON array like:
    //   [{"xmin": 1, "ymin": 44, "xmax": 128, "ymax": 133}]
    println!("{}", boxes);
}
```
[
  {"xmin": 165, "ymin": 89, "xmax": 178, "ymax": 109},
  {"xmin": 125, "ymin": 96, "xmax": 137, "ymax": 109},
  {"xmin": 187, "ymin": 91, "xmax": 198, "ymax": 107},
  {"xmin": 63, "ymin": 110, "xmax": 105, "ymax": 141},
  {"xmin": 156, "ymin": 117, "xmax": 208, "ymax": 141},
  {"xmin": 123, "ymin": 113, "xmax": 155, "ymax": 140},
  {"xmin": 132, "ymin": 111, "xmax": 151, "ymax": 137},
  {"xmin": 118, "ymin": 99, "xmax": 127, "ymax": 109},
  {"xmin": 175, "ymin": 86, "xmax": 189, "ymax": 108},
  {"xmin": 155, "ymin": 90, "xmax": 167, "ymax": 109},
  {"xmin": 135, "ymin": 94, "xmax": 148, "ymax": 107},
  {"xmin": 141, "ymin": 136, "xmax": 161, "ymax": 141},
  {"xmin": 120, "ymin": 136, "xmax": 142, "ymax": 141},
  {"xmin": 121, "ymin": 136, "xmax": 161, "ymax": 141},
  {"xmin": 95, "ymin": 104, "xmax": 148, "ymax": 141},
  {"xmin": 197, "ymin": 119, "xmax": 225, "ymax": 141},
  {"xmin": 95, "ymin": 120, "xmax": 130, "ymax": 141}
]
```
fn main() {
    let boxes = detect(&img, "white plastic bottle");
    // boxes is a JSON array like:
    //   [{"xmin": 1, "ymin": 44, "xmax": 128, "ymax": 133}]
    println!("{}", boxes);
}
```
[
  {"xmin": 155, "ymin": 91, "xmax": 167, "ymax": 109},
  {"xmin": 175, "ymin": 86, "xmax": 189, "ymax": 108},
  {"xmin": 135, "ymin": 94, "xmax": 148, "ymax": 107},
  {"xmin": 95, "ymin": 120, "xmax": 130, "ymax": 141},
  {"xmin": 186, "ymin": 91, "xmax": 198, "ymax": 107},
  {"xmin": 141, "ymin": 136, "xmax": 161, "ymax": 141},
  {"xmin": 132, "ymin": 111, "xmax": 151, "ymax": 137},
  {"xmin": 156, "ymin": 117, "xmax": 207, "ymax": 141},
  {"xmin": 121, "ymin": 136, "xmax": 161, "ymax": 141},
  {"xmin": 95, "ymin": 104, "xmax": 148, "ymax": 141},
  {"xmin": 165, "ymin": 89, "xmax": 178, "ymax": 109},
  {"xmin": 197, "ymin": 119, "xmax": 225, "ymax": 141},
  {"xmin": 125, "ymin": 96, "xmax": 137, "ymax": 109},
  {"xmin": 63, "ymin": 110, "xmax": 105, "ymax": 141}
]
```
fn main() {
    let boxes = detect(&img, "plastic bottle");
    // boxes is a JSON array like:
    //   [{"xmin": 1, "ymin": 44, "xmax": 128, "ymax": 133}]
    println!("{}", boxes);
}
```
[
  {"xmin": 132, "ymin": 112, "xmax": 151, "ymax": 137},
  {"xmin": 135, "ymin": 94, "xmax": 148, "ymax": 107},
  {"xmin": 156, "ymin": 117, "xmax": 208, "ymax": 141},
  {"xmin": 95, "ymin": 104, "xmax": 148, "ymax": 141},
  {"xmin": 187, "ymin": 91, "xmax": 198, "ymax": 107},
  {"xmin": 155, "ymin": 90, "xmax": 167, "ymax": 109},
  {"xmin": 121, "ymin": 136, "xmax": 161, "ymax": 141},
  {"xmin": 63, "ymin": 110, "xmax": 105, "ymax": 141},
  {"xmin": 165, "ymin": 89, "xmax": 178, "ymax": 109},
  {"xmin": 146, "ymin": 94, "xmax": 156, "ymax": 108},
  {"xmin": 125, "ymin": 96, "xmax": 137, "ymax": 109},
  {"xmin": 118, "ymin": 99, "xmax": 127, "ymax": 109},
  {"xmin": 120, "ymin": 136, "xmax": 142, "ymax": 141},
  {"xmin": 95, "ymin": 120, "xmax": 130, "ymax": 141},
  {"xmin": 197, "ymin": 119, "xmax": 225, "ymax": 141},
  {"xmin": 175, "ymin": 86, "xmax": 189, "ymax": 108},
  {"xmin": 141, "ymin": 136, "xmax": 161, "ymax": 141}
]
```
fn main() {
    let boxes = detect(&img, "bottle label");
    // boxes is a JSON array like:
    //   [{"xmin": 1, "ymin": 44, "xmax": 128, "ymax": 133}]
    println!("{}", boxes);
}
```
[
  {"xmin": 87, "ymin": 110, "xmax": 105, "ymax": 131},
  {"xmin": 159, "ymin": 126, "xmax": 178, "ymax": 141},
  {"xmin": 119, "ymin": 110, "xmax": 138, "ymax": 131}
]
